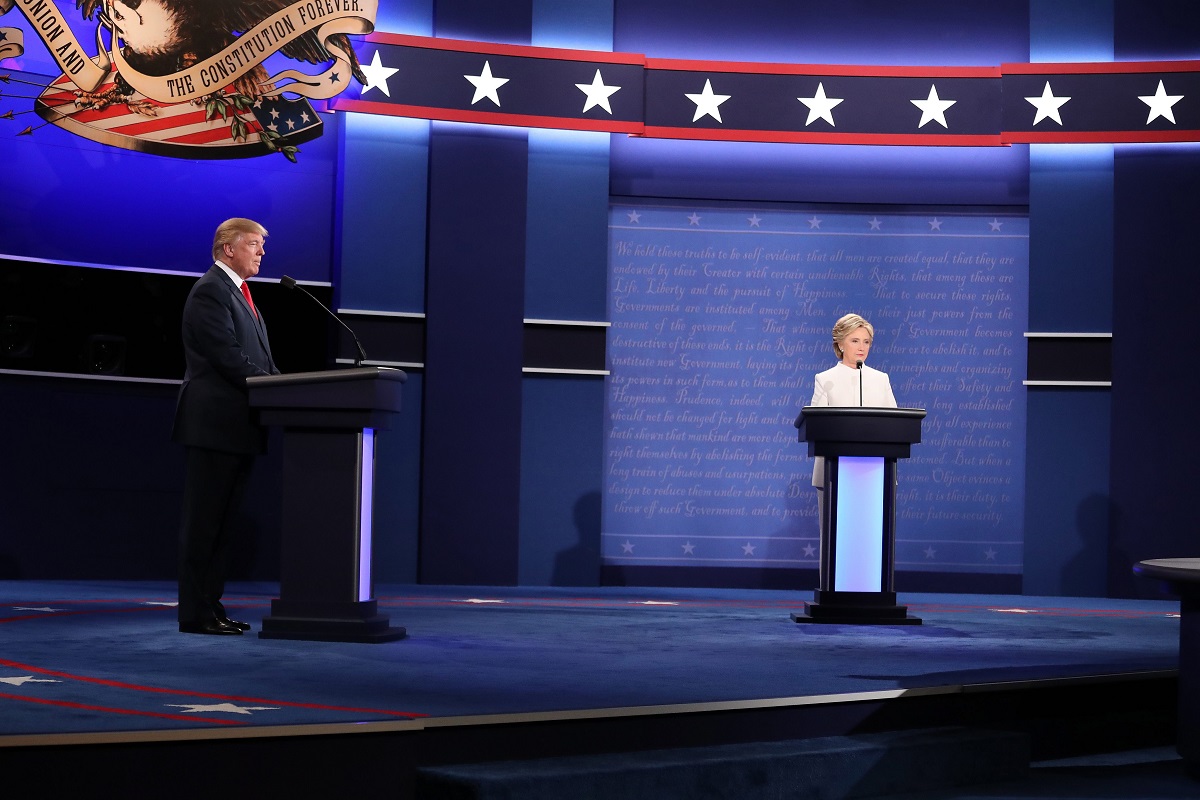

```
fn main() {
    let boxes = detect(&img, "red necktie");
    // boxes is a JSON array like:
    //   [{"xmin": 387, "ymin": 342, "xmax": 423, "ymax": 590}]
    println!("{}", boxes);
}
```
[{"xmin": 240, "ymin": 281, "xmax": 259, "ymax": 319}]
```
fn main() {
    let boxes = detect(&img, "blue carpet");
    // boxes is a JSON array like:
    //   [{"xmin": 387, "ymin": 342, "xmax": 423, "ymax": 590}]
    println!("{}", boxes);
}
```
[{"xmin": 0, "ymin": 582, "xmax": 1181, "ymax": 737}]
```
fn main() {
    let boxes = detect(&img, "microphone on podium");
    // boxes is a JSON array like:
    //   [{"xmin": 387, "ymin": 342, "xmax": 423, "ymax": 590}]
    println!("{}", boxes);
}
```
[
  {"xmin": 856, "ymin": 360, "xmax": 863, "ymax": 406},
  {"xmin": 279, "ymin": 275, "xmax": 368, "ymax": 367}
]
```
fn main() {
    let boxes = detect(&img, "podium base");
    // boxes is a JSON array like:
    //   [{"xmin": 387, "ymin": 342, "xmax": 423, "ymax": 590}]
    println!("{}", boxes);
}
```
[
  {"xmin": 791, "ymin": 590, "xmax": 922, "ymax": 626},
  {"xmin": 258, "ymin": 598, "xmax": 407, "ymax": 643}
]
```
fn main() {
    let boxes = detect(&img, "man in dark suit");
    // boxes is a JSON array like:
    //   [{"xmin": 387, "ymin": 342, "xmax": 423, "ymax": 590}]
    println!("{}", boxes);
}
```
[{"xmin": 172, "ymin": 218, "xmax": 280, "ymax": 635}]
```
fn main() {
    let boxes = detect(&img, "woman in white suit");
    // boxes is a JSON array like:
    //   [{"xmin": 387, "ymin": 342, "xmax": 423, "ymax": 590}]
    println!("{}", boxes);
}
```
[{"xmin": 809, "ymin": 313, "xmax": 897, "ymax": 526}]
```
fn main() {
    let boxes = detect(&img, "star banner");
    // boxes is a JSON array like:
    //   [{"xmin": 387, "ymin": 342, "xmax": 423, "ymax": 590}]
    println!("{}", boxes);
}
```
[
  {"xmin": 330, "ymin": 32, "xmax": 645, "ymax": 133},
  {"xmin": 328, "ymin": 33, "xmax": 1200, "ymax": 146},
  {"xmin": 1002, "ymin": 61, "xmax": 1200, "ymax": 143}
]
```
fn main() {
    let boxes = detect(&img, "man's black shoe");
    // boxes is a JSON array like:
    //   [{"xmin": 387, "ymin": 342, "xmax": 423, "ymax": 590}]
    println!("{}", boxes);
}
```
[
  {"xmin": 180, "ymin": 619, "xmax": 243, "ymax": 635},
  {"xmin": 220, "ymin": 617, "xmax": 252, "ymax": 631}
]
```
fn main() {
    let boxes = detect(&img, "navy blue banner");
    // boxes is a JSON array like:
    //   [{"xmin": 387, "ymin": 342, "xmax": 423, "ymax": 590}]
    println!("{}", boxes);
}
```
[{"xmin": 603, "ymin": 203, "xmax": 1029, "ymax": 575}]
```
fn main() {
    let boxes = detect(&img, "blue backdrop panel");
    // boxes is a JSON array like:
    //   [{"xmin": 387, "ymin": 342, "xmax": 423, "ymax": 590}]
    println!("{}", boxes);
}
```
[{"xmin": 603, "ymin": 202, "xmax": 1029, "ymax": 576}]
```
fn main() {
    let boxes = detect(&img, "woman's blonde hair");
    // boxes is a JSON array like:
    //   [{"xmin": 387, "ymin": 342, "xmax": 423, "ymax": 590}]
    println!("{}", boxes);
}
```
[{"xmin": 831, "ymin": 313, "xmax": 874, "ymax": 360}]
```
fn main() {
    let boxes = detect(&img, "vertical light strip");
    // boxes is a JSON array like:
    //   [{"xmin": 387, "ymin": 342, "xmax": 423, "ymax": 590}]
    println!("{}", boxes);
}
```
[
  {"xmin": 834, "ymin": 456, "xmax": 885, "ymax": 592},
  {"xmin": 358, "ymin": 429, "xmax": 375, "ymax": 602}
]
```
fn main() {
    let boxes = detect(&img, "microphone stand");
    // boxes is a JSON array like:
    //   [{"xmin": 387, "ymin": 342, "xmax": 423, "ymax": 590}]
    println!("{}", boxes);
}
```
[
  {"xmin": 856, "ymin": 360, "xmax": 863, "ymax": 406},
  {"xmin": 279, "ymin": 275, "xmax": 368, "ymax": 367}
]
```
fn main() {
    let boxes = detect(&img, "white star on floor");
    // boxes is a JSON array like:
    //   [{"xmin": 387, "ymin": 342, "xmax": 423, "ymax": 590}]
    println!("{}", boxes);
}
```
[
  {"xmin": 797, "ymin": 82, "xmax": 844, "ymax": 126},
  {"xmin": 465, "ymin": 60, "xmax": 509, "ymax": 107},
  {"xmin": 1025, "ymin": 81, "xmax": 1070, "ymax": 125},
  {"xmin": 685, "ymin": 79, "xmax": 731, "ymax": 123},
  {"xmin": 911, "ymin": 84, "xmax": 956, "ymax": 129},
  {"xmin": 166, "ymin": 703, "xmax": 279, "ymax": 715},
  {"xmin": 1, "ymin": 676, "xmax": 60, "ymax": 686},
  {"xmin": 1139, "ymin": 79, "xmax": 1183, "ymax": 124},
  {"xmin": 576, "ymin": 69, "xmax": 620, "ymax": 114},
  {"xmin": 360, "ymin": 51, "xmax": 399, "ymax": 98},
  {"xmin": 12, "ymin": 606, "xmax": 62, "ymax": 613}
]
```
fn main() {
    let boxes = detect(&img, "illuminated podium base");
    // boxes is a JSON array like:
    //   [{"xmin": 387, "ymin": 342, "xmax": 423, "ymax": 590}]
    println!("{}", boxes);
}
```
[{"xmin": 791, "ymin": 590, "xmax": 921, "ymax": 625}]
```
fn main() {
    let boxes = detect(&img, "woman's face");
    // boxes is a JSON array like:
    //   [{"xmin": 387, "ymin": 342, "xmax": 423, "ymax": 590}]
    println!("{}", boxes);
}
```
[{"xmin": 839, "ymin": 326, "xmax": 871, "ymax": 367}]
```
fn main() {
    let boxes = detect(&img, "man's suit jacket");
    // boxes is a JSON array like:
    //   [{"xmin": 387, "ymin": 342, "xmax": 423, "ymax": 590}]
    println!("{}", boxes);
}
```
[
  {"xmin": 809, "ymin": 361, "xmax": 898, "ymax": 486},
  {"xmin": 172, "ymin": 265, "xmax": 279, "ymax": 455}
]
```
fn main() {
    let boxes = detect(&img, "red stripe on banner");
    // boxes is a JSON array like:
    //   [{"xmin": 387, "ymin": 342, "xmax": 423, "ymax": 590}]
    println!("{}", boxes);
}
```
[
  {"xmin": 1002, "ymin": 60, "xmax": 1200, "ymax": 75},
  {"xmin": 640, "ymin": 126, "xmax": 1005, "ymax": 147},
  {"xmin": 329, "ymin": 98, "xmax": 645, "ymax": 134},
  {"xmin": 1003, "ymin": 129, "xmax": 1200, "ymax": 143},
  {"xmin": 365, "ymin": 31, "xmax": 646, "ymax": 65},
  {"xmin": 165, "ymin": 125, "xmax": 264, "ymax": 145},
  {"xmin": 0, "ymin": 691, "xmax": 247, "ymax": 725},
  {"xmin": 646, "ymin": 58, "xmax": 1001, "ymax": 78},
  {"xmin": 105, "ymin": 109, "xmax": 213, "ymax": 136},
  {"xmin": 0, "ymin": 657, "xmax": 427, "ymax": 718}
]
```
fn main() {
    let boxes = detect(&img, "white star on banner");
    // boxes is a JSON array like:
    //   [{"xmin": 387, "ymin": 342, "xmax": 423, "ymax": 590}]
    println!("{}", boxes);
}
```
[
  {"xmin": 984, "ymin": 548, "xmax": 998, "ymax": 561},
  {"xmin": 360, "ymin": 51, "xmax": 399, "ymax": 98},
  {"xmin": 627, "ymin": 210, "xmax": 642, "ymax": 223},
  {"xmin": 1, "ymin": 676, "xmax": 60, "ymax": 686},
  {"xmin": 167, "ymin": 703, "xmax": 279, "ymax": 715},
  {"xmin": 1026, "ymin": 81, "xmax": 1070, "ymax": 125},
  {"xmin": 924, "ymin": 546, "xmax": 937, "ymax": 559},
  {"xmin": 741, "ymin": 543, "xmax": 756, "ymax": 556},
  {"xmin": 911, "ymin": 84, "xmax": 956, "ymax": 129},
  {"xmin": 928, "ymin": 218, "xmax": 943, "ymax": 231},
  {"xmin": 1139, "ymin": 80, "xmax": 1183, "ymax": 124},
  {"xmin": 802, "ymin": 544, "xmax": 817, "ymax": 557},
  {"xmin": 748, "ymin": 214, "xmax": 762, "ymax": 228},
  {"xmin": 868, "ymin": 217, "xmax": 882, "ymax": 230},
  {"xmin": 621, "ymin": 540, "xmax": 635, "ymax": 553},
  {"xmin": 682, "ymin": 542, "xmax": 696, "ymax": 554},
  {"xmin": 807, "ymin": 216, "xmax": 822, "ymax": 229},
  {"xmin": 687, "ymin": 213, "xmax": 702, "ymax": 225},
  {"xmin": 989, "ymin": 219, "xmax": 1003, "ymax": 231},
  {"xmin": 465, "ymin": 61, "xmax": 509, "ymax": 107},
  {"xmin": 797, "ymin": 82, "xmax": 844, "ymax": 126},
  {"xmin": 576, "ymin": 69, "xmax": 620, "ymax": 114},
  {"xmin": 686, "ymin": 79, "xmax": 731, "ymax": 123}
]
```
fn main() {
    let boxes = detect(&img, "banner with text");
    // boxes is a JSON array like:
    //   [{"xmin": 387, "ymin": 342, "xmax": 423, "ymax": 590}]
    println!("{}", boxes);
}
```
[{"xmin": 603, "ymin": 203, "xmax": 1028, "ymax": 575}]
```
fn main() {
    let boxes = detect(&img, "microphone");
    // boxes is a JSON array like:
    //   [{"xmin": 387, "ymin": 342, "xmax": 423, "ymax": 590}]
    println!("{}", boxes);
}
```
[
  {"xmin": 856, "ymin": 360, "xmax": 863, "ymax": 406},
  {"xmin": 280, "ymin": 275, "xmax": 368, "ymax": 367}
]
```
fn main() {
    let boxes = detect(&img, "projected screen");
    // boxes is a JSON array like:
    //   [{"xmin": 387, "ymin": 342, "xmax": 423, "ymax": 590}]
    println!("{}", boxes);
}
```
[{"xmin": 603, "ymin": 201, "xmax": 1028, "ymax": 576}]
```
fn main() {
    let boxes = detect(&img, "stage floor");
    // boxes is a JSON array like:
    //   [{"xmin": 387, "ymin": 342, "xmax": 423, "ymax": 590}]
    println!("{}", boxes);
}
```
[{"xmin": 0, "ymin": 581, "xmax": 1181, "ymax": 745}]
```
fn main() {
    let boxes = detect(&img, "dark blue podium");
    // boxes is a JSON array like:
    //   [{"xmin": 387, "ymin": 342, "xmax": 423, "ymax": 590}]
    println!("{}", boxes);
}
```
[
  {"xmin": 1134, "ymin": 557, "xmax": 1200, "ymax": 778},
  {"xmin": 248, "ymin": 366, "xmax": 408, "ymax": 643},
  {"xmin": 793, "ymin": 406, "xmax": 926, "ymax": 625}
]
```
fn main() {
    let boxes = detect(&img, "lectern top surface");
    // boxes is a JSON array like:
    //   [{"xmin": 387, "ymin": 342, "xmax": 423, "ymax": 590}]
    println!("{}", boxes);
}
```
[{"xmin": 248, "ymin": 366, "xmax": 407, "ymax": 388}]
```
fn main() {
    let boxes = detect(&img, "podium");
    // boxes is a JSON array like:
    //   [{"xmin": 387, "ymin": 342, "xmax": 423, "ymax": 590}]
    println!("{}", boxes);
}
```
[
  {"xmin": 792, "ymin": 406, "xmax": 926, "ymax": 625},
  {"xmin": 248, "ymin": 367, "xmax": 408, "ymax": 643}
]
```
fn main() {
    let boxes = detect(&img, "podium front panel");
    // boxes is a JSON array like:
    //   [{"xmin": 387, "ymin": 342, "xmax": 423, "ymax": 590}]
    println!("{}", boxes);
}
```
[{"xmin": 833, "ymin": 456, "xmax": 885, "ymax": 593}]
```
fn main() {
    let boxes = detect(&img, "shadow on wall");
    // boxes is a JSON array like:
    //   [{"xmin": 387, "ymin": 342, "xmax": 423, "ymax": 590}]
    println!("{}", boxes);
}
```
[{"xmin": 553, "ymin": 491, "xmax": 601, "ymax": 587}]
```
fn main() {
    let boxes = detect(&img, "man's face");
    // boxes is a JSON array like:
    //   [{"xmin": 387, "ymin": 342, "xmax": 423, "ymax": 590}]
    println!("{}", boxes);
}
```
[{"xmin": 224, "ymin": 233, "xmax": 265, "ymax": 280}]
